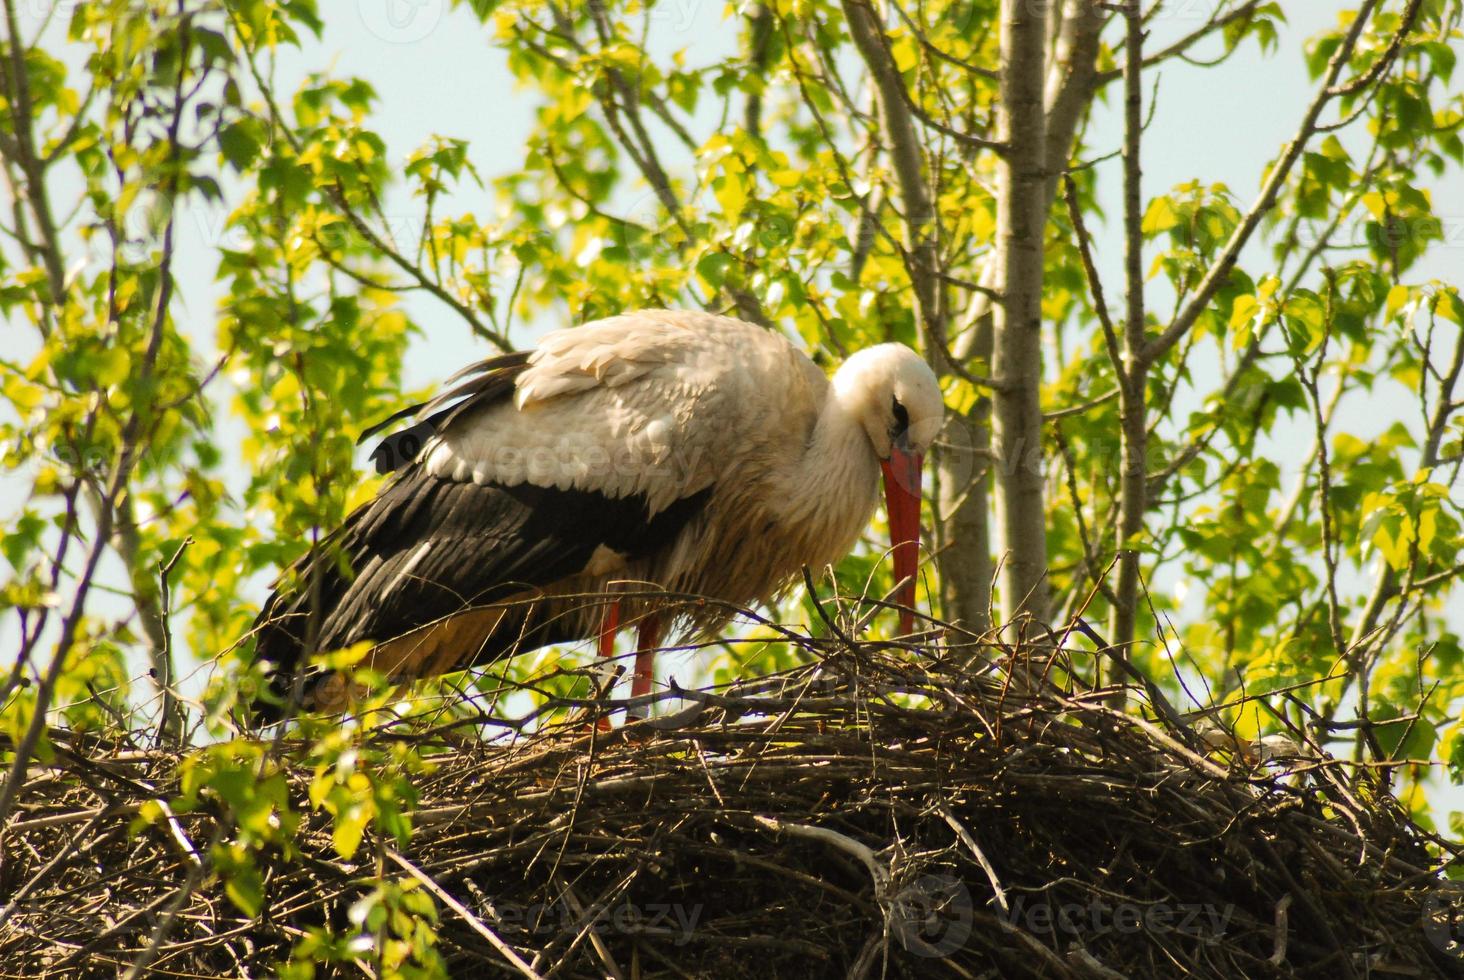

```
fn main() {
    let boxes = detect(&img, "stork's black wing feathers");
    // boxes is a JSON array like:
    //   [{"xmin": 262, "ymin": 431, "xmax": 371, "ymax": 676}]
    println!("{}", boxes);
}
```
[
  {"xmin": 254, "ymin": 475, "xmax": 707, "ymax": 676},
  {"xmin": 319, "ymin": 474, "xmax": 708, "ymax": 655}
]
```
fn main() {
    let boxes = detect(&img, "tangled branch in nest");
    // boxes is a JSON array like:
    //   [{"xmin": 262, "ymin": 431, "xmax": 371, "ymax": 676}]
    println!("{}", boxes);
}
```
[{"xmin": 1, "ymin": 635, "xmax": 1461, "ymax": 978}]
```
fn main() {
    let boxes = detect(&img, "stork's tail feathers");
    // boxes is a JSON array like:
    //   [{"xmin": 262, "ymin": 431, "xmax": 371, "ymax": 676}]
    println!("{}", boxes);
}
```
[
  {"xmin": 247, "ymin": 550, "xmax": 347, "ymax": 724},
  {"xmin": 249, "ymin": 352, "xmax": 536, "ymax": 723}
]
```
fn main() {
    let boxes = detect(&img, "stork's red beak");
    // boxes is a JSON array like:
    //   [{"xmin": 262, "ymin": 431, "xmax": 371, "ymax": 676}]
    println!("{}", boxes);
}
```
[{"xmin": 880, "ymin": 447, "xmax": 924, "ymax": 634}]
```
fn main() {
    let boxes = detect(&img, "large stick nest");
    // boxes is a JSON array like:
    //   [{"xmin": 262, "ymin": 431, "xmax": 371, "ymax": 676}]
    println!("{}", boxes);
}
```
[{"xmin": 2, "ymin": 637, "xmax": 1461, "ymax": 978}]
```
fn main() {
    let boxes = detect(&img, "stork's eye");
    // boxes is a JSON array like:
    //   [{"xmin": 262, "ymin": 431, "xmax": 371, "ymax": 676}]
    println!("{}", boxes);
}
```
[{"xmin": 891, "ymin": 397, "xmax": 912, "ymax": 449}]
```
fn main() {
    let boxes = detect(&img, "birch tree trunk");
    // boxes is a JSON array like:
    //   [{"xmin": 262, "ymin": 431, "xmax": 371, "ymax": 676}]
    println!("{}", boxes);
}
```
[
  {"xmin": 936, "ymin": 1, "xmax": 1104, "ymax": 632},
  {"xmin": 1108, "ymin": 0, "xmax": 1148, "ymax": 664},
  {"xmin": 991, "ymin": 0, "xmax": 1051, "ymax": 623}
]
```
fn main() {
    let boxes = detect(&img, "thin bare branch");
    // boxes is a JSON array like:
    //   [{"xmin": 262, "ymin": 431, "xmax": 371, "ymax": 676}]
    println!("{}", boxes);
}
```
[{"xmin": 1146, "ymin": 0, "xmax": 1386, "ymax": 363}]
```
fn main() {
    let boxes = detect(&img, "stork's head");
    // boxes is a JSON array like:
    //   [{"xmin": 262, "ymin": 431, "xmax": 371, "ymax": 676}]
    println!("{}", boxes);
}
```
[{"xmin": 833, "ymin": 344, "xmax": 945, "ymax": 634}]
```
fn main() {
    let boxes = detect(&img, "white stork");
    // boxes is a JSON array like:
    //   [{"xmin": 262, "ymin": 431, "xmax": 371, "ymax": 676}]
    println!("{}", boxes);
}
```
[{"xmin": 252, "ymin": 309, "xmax": 944, "ymax": 719}]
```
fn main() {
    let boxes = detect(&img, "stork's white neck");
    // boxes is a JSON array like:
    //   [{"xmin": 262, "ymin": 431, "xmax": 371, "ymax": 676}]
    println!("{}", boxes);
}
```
[{"xmin": 769, "ymin": 391, "xmax": 882, "ymax": 568}]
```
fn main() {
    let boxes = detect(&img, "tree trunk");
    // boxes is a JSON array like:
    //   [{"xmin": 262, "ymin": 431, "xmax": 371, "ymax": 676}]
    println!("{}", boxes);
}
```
[
  {"xmin": 991, "ymin": 0, "xmax": 1050, "ymax": 623},
  {"xmin": 1109, "ymin": 0, "xmax": 1148, "ymax": 663},
  {"xmin": 935, "ymin": 324, "xmax": 993, "ymax": 632},
  {"xmin": 939, "ymin": 0, "xmax": 1103, "ymax": 630}
]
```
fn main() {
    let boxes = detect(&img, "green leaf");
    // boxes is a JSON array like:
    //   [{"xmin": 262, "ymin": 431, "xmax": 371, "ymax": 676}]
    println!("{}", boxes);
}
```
[
  {"xmin": 225, "ymin": 863, "xmax": 264, "ymax": 917},
  {"xmin": 94, "ymin": 346, "xmax": 130, "ymax": 387},
  {"xmin": 695, "ymin": 252, "xmax": 733, "ymax": 289},
  {"xmin": 1229, "ymin": 294, "xmax": 1259, "ymax": 328},
  {"xmin": 219, "ymin": 121, "xmax": 261, "ymax": 171},
  {"xmin": 713, "ymin": 164, "xmax": 747, "ymax": 219},
  {"xmin": 1419, "ymin": 505, "xmax": 1437, "ymax": 554},
  {"xmin": 1141, "ymin": 196, "xmax": 1180, "ymax": 235},
  {"xmin": 1385, "ymin": 284, "xmax": 1410, "ymax": 319},
  {"xmin": 333, "ymin": 809, "xmax": 367, "ymax": 859},
  {"xmin": 891, "ymin": 35, "xmax": 919, "ymax": 73},
  {"xmin": 1438, "ymin": 290, "xmax": 1464, "ymax": 326}
]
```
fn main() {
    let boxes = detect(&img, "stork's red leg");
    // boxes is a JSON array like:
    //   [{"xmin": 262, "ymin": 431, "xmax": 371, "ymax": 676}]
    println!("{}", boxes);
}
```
[
  {"xmin": 594, "ymin": 600, "xmax": 622, "ymax": 731},
  {"xmin": 627, "ymin": 614, "xmax": 661, "ymax": 720}
]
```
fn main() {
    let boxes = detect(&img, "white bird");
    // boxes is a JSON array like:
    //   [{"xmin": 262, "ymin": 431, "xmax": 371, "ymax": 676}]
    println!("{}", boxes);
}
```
[{"xmin": 252, "ymin": 309, "xmax": 945, "ymax": 718}]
